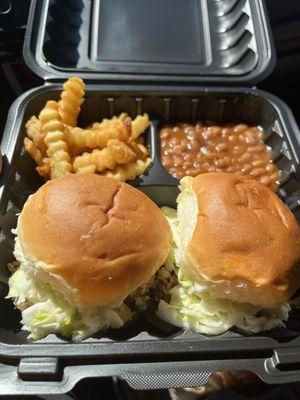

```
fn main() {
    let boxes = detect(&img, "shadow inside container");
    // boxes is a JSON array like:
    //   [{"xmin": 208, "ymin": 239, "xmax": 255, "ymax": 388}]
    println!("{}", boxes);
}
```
[
  {"xmin": 43, "ymin": 0, "xmax": 84, "ymax": 68},
  {"xmin": 0, "ymin": 154, "xmax": 10, "ymax": 189},
  {"xmin": 0, "ymin": 286, "xmax": 24, "ymax": 344},
  {"xmin": 89, "ymin": 304, "xmax": 181, "ymax": 342}
]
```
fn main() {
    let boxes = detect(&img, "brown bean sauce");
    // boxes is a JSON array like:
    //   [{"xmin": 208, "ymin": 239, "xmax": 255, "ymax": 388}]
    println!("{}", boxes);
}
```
[{"xmin": 160, "ymin": 122, "xmax": 280, "ymax": 192}]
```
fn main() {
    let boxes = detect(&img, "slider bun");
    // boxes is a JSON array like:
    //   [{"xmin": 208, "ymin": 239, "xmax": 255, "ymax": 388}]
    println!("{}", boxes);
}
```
[
  {"xmin": 178, "ymin": 173, "xmax": 300, "ymax": 308},
  {"xmin": 18, "ymin": 174, "xmax": 171, "ymax": 309}
]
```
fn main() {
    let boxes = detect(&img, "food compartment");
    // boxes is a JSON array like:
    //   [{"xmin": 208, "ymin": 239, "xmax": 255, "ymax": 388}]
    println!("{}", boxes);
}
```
[
  {"xmin": 159, "ymin": 121, "xmax": 280, "ymax": 191},
  {"xmin": 154, "ymin": 93, "xmax": 298, "ymax": 201},
  {"xmin": 0, "ymin": 86, "xmax": 300, "ymax": 346}
]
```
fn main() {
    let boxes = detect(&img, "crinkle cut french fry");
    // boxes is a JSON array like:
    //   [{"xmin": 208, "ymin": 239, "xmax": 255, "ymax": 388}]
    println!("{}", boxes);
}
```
[
  {"xmin": 65, "ymin": 127, "xmax": 103, "ymax": 149},
  {"xmin": 73, "ymin": 148, "xmax": 116, "ymax": 173},
  {"xmin": 65, "ymin": 119, "xmax": 131, "ymax": 149},
  {"xmin": 39, "ymin": 100, "xmax": 72, "ymax": 179},
  {"xmin": 130, "ymin": 113, "xmax": 150, "ymax": 141},
  {"xmin": 36, "ymin": 158, "xmax": 51, "ymax": 178},
  {"xmin": 76, "ymin": 165, "xmax": 97, "ymax": 175},
  {"xmin": 90, "ymin": 113, "xmax": 129, "ymax": 130},
  {"xmin": 24, "ymin": 136, "xmax": 51, "ymax": 178},
  {"xmin": 59, "ymin": 77, "xmax": 85, "ymax": 127},
  {"xmin": 89, "ymin": 116, "xmax": 131, "ymax": 141},
  {"xmin": 129, "ymin": 142, "xmax": 149, "ymax": 160},
  {"xmin": 24, "ymin": 137, "xmax": 43, "ymax": 166},
  {"xmin": 116, "ymin": 113, "xmax": 129, "ymax": 122},
  {"xmin": 104, "ymin": 157, "xmax": 151, "ymax": 182},
  {"xmin": 25, "ymin": 116, "xmax": 47, "ymax": 157},
  {"xmin": 107, "ymin": 139, "xmax": 137, "ymax": 164}
]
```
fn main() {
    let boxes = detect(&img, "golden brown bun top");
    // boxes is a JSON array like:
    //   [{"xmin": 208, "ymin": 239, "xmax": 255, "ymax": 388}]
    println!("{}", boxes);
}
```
[
  {"xmin": 187, "ymin": 172, "xmax": 300, "ymax": 308},
  {"xmin": 18, "ymin": 174, "xmax": 171, "ymax": 308}
]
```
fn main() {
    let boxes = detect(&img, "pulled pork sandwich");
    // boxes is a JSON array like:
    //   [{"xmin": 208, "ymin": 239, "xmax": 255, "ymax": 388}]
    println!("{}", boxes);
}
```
[
  {"xmin": 8, "ymin": 174, "xmax": 171, "ymax": 341},
  {"xmin": 158, "ymin": 173, "xmax": 300, "ymax": 334}
]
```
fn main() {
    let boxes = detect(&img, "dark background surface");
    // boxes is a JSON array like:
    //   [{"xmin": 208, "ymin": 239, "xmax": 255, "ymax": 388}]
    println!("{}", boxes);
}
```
[
  {"xmin": 0, "ymin": 0, "xmax": 299, "ymax": 399},
  {"xmin": 259, "ymin": 0, "xmax": 300, "ymax": 123}
]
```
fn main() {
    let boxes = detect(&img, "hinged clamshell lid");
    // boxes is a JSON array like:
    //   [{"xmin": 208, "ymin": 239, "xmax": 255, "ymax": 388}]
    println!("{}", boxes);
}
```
[{"xmin": 24, "ymin": 0, "xmax": 275, "ymax": 84}]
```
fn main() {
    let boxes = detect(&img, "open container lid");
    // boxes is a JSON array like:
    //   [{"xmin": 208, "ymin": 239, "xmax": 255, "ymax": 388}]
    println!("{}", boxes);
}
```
[{"xmin": 23, "ymin": 0, "xmax": 275, "ymax": 84}]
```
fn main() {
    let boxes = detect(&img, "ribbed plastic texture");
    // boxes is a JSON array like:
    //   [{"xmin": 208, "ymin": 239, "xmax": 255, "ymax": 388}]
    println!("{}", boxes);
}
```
[
  {"xmin": 122, "ymin": 371, "xmax": 212, "ymax": 390},
  {"xmin": 23, "ymin": 0, "xmax": 275, "ymax": 83}
]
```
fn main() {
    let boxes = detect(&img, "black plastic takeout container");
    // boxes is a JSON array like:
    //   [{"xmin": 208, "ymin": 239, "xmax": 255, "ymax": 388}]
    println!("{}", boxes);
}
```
[{"xmin": 0, "ymin": 0, "xmax": 300, "ymax": 395}]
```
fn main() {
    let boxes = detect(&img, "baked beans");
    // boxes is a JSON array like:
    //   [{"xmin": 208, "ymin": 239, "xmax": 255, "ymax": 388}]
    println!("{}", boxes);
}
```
[{"xmin": 160, "ymin": 122, "xmax": 280, "ymax": 192}]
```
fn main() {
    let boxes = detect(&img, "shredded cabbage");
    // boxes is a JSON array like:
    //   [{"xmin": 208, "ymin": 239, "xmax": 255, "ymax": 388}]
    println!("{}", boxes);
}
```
[
  {"xmin": 7, "ymin": 268, "xmax": 129, "ymax": 341},
  {"xmin": 158, "ymin": 207, "xmax": 290, "ymax": 335},
  {"xmin": 160, "ymin": 206, "xmax": 179, "ymax": 271}
]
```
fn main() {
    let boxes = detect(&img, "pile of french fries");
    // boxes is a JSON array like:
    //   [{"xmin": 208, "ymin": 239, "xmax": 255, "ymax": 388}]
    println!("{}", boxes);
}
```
[{"xmin": 24, "ymin": 77, "xmax": 151, "ymax": 181}]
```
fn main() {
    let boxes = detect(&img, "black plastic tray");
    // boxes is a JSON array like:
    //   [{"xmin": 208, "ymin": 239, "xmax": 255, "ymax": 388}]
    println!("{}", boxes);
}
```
[{"xmin": 0, "ymin": 84, "xmax": 300, "ymax": 395}]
